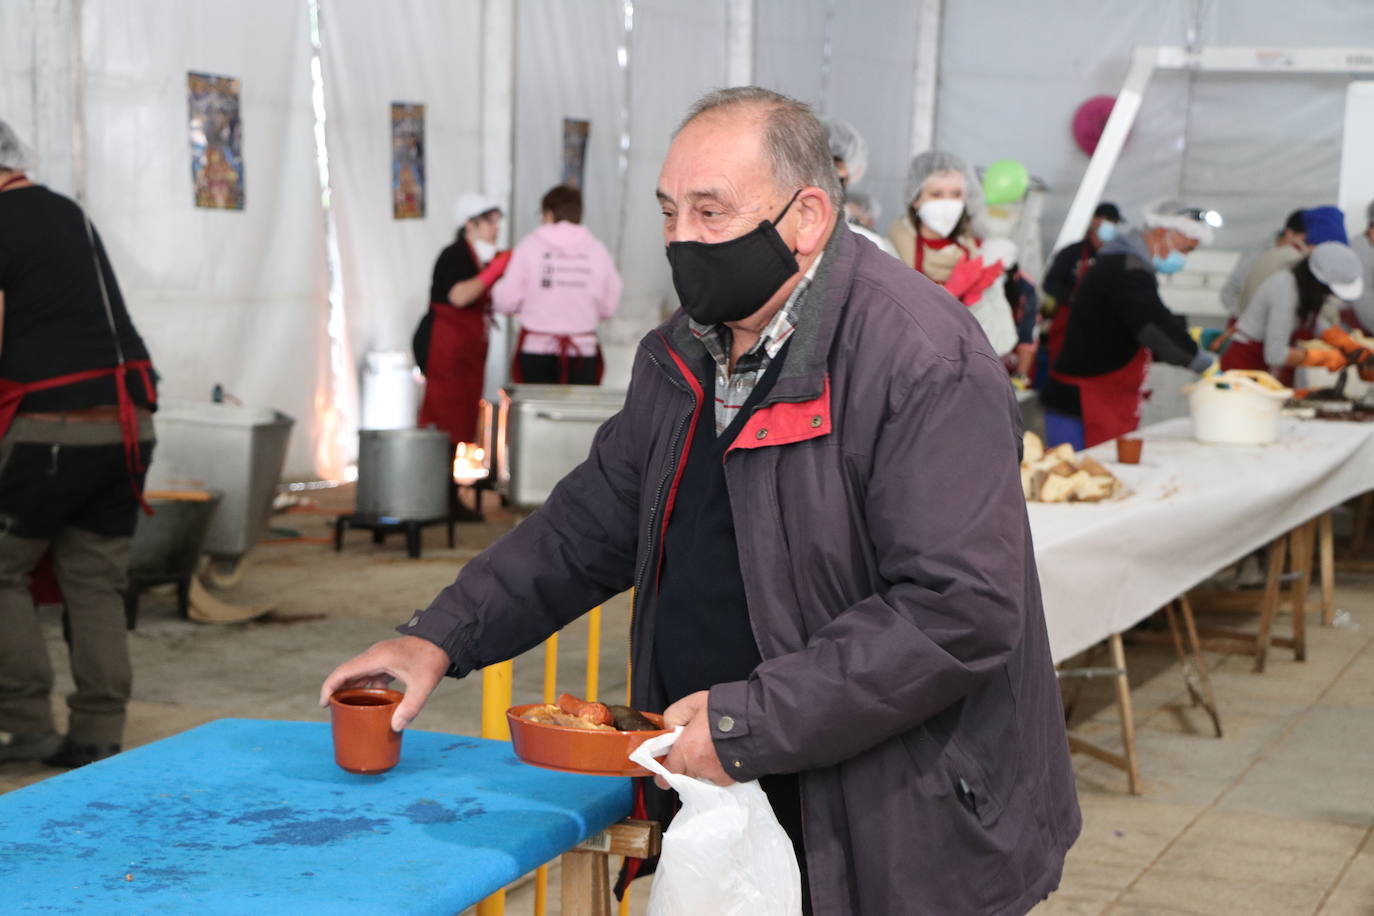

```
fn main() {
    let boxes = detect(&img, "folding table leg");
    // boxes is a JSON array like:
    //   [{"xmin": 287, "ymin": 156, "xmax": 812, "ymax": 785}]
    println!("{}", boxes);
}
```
[
  {"xmin": 1351, "ymin": 492, "xmax": 1373, "ymax": 559},
  {"xmin": 1166, "ymin": 597, "xmax": 1223, "ymax": 738},
  {"xmin": 1108, "ymin": 633, "xmax": 1143, "ymax": 795},
  {"xmin": 1253, "ymin": 535, "xmax": 1288, "ymax": 673},
  {"xmin": 1061, "ymin": 642, "xmax": 1098, "ymax": 725},
  {"xmin": 1287, "ymin": 522, "xmax": 1312, "ymax": 662},
  {"xmin": 560, "ymin": 848, "xmax": 611, "ymax": 916},
  {"xmin": 1319, "ymin": 512, "xmax": 1335, "ymax": 627}
]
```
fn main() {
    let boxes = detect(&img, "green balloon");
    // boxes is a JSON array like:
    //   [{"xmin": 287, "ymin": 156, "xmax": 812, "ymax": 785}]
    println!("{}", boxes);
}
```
[{"xmin": 983, "ymin": 159, "xmax": 1029, "ymax": 205}]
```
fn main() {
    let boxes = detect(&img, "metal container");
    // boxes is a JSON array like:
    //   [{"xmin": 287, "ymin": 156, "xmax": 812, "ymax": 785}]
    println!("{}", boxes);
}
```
[
  {"xmin": 355, "ymin": 428, "xmax": 453, "ymax": 519},
  {"xmin": 143, "ymin": 401, "xmax": 294, "ymax": 560},
  {"xmin": 129, "ymin": 491, "xmax": 224, "ymax": 584},
  {"xmin": 497, "ymin": 385, "xmax": 627, "ymax": 509}
]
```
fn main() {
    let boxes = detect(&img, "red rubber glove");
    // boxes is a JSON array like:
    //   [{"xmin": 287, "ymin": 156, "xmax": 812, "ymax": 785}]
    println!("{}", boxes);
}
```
[
  {"xmin": 943, "ymin": 256, "xmax": 981, "ymax": 301},
  {"xmin": 476, "ymin": 249, "xmax": 513, "ymax": 288},
  {"xmin": 1300, "ymin": 348, "xmax": 1347, "ymax": 371},
  {"xmin": 951, "ymin": 260, "xmax": 1004, "ymax": 307}
]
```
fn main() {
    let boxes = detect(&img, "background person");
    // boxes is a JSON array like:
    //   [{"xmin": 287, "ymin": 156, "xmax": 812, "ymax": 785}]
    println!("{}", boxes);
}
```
[
  {"xmin": 414, "ymin": 193, "xmax": 510, "ymax": 445},
  {"xmin": 1040, "ymin": 201, "xmax": 1219, "ymax": 449},
  {"xmin": 0, "ymin": 120, "xmax": 157, "ymax": 769},
  {"xmin": 491, "ymin": 185, "xmax": 622, "ymax": 385},
  {"xmin": 888, "ymin": 150, "xmax": 1018, "ymax": 356}
]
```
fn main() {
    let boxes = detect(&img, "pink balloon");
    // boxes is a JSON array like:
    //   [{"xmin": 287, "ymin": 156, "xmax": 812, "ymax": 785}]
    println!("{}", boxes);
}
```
[{"xmin": 1073, "ymin": 96, "xmax": 1117, "ymax": 156}]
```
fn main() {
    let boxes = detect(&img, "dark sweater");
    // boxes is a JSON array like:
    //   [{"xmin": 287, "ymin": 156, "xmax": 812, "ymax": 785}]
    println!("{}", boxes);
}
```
[{"xmin": 0, "ymin": 185, "xmax": 155, "ymax": 411}]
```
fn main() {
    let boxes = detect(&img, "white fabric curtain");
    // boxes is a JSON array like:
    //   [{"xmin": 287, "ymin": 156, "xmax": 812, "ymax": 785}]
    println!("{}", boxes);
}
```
[
  {"xmin": 937, "ymin": 0, "xmax": 1373, "ymax": 259},
  {"xmin": 316, "ymin": 0, "xmax": 484, "ymax": 391},
  {"xmin": 80, "ymin": 0, "xmax": 329, "ymax": 479}
]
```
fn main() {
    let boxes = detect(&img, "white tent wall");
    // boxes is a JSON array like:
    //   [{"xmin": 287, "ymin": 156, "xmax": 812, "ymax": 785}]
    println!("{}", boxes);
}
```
[
  {"xmin": 0, "ymin": 0, "xmax": 82, "ymax": 198},
  {"xmin": 753, "ymin": 0, "xmax": 924, "ymax": 245},
  {"xmin": 77, "ymin": 0, "xmax": 331, "ymax": 480},
  {"xmin": 606, "ymin": 0, "xmax": 731, "ymax": 387},
  {"xmin": 316, "ymin": 0, "xmax": 484, "ymax": 383},
  {"xmin": 937, "ymin": 0, "xmax": 1374, "ymax": 265}
]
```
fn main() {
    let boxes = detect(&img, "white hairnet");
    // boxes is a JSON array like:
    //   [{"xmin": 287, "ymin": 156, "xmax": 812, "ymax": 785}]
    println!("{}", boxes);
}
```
[
  {"xmin": 1143, "ymin": 199, "xmax": 1218, "ymax": 245},
  {"xmin": 904, "ymin": 150, "xmax": 987, "ymax": 233},
  {"xmin": 0, "ymin": 119, "xmax": 35, "ymax": 172},
  {"xmin": 453, "ymin": 191, "xmax": 502, "ymax": 228},
  {"xmin": 844, "ymin": 189, "xmax": 880, "ymax": 225},
  {"xmin": 824, "ymin": 118, "xmax": 868, "ymax": 186}
]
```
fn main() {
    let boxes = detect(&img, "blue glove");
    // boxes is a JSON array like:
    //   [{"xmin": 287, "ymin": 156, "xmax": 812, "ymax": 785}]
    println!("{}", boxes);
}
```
[{"xmin": 1188, "ymin": 349, "xmax": 1218, "ymax": 375}]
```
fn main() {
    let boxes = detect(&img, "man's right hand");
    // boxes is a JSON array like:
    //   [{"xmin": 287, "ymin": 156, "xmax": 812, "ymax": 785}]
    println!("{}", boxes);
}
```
[{"xmin": 318, "ymin": 636, "xmax": 451, "ymax": 732}]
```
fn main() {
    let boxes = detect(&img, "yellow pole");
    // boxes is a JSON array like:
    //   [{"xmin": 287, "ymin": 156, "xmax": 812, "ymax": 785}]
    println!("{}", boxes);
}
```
[
  {"xmin": 477, "ymin": 661, "xmax": 515, "ymax": 916},
  {"xmin": 619, "ymin": 887, "xmax": 633, "ymax": 916},
  {"xmin": 585, "ymin": 605, "xmax": 602, "ymax": 702},
  {"xmin": 480, "ymin": 660, "xmax": 513, "ymax": 742},
  {"xmin": 534, "ymin": 864, "xmax": 549, "ymax": 916},
  {"xmin": 543, "ymin": 633, "xmax": 559, "ymax": 704}
]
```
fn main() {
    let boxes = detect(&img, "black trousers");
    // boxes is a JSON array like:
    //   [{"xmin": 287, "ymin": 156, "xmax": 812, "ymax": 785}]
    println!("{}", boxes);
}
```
[{"xmin": 516, "ymin": 352, "xmax": 600, "ymax": 385}]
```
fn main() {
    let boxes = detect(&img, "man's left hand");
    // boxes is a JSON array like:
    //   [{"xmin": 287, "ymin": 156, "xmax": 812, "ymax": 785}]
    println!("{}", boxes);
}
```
[{"xmin": 657, "ymin": 690, "xmax": 734, "ymax": 789}]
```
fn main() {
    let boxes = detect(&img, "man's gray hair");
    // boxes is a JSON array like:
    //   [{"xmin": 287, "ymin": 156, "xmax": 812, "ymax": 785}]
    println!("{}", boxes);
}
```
[{"xmin": 678, "ymin": 86, "xmax": 844, "ymax": 212}]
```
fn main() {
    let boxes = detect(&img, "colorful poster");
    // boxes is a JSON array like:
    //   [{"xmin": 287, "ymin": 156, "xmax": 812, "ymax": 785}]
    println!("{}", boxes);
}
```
[
  {"xmin": 391, "ymin": 102, "xmax": 426, "ymax": 220},
  {"xmin": 187, "ymin": 71, "xmax": 245, "ymax": 211},
  {"xmin": 561, "ymin": 118, "xmax": 591, "ymax": 189}
]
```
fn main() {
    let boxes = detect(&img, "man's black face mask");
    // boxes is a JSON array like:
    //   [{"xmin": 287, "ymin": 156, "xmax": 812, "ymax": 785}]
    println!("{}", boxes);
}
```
[{"xmin": 665, "ymin": 189, "xmax": 802, "ymax": 326}]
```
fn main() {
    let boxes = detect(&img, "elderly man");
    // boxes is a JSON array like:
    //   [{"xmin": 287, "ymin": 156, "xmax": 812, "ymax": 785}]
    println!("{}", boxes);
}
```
[{"xmin": 322, "ymin": 87, "xmax": 1079, "ymax": 915}]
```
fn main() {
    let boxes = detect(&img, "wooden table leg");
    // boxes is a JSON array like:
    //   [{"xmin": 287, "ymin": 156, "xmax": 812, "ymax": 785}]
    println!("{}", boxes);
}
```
[
  {"xmin": 1172, "ymin": 597, "xmax": 1223, "ymax": 737},
  {"xmin": 1319, "ymin": 512, "xmax": 1335, "ymax": 627},
  {"xmin": 1351, "ymin": 492, "xmax": 1373, "ymax": 559},
  {"xmin": 561, "ymin": 848, "xmax": 611, "ymax": 916},
  {"xmin": 1108, "ymin": 633, "xmax": 1142, "ymax": 795},
  {"xmin": 1287, "ymin": 522, "xmax": 1313, "ymax": 662},
  {"xmin": 1253, "ymin": 535, "xmax": 1288, "ymax": 673},
  {"xmin": 1061, "ymin": 642, "xmax": 1098, "ymax": 725}
]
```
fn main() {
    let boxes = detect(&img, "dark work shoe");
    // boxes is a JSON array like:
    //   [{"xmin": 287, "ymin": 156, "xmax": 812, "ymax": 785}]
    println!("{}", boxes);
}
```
[
  {"xmin": 42, "ymin": 738, "xmax": 121, "ymax": 769},
  {"xmin": 0, "ymin": 730, "xmax": 63, "ymax": 763}
]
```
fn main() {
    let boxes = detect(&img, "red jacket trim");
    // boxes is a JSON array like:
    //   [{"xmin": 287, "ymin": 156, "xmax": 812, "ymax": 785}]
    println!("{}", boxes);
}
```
[
  {"xmin": 727, "ymin": 375, "xmax": 832, "ymax": 455},
  {"xmin": 655, "ymin": 337, "xmax": 704, "ymax": 587}
]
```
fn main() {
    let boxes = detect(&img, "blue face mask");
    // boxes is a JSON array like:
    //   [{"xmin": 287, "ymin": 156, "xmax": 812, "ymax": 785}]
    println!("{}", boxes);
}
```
[
  {"xmin": 1095, "ymin": 221, "xmax": 1117, "ymax": 243},
  {"xmin": 1152, "ymin": 249, "xmax": 1187, "ymax": 275}
]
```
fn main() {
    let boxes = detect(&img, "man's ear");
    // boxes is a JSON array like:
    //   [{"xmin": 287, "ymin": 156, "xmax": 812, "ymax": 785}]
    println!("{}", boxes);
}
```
[{"xmin": 793, "ymin": 187, "xmax": 834, "ymax": 257}]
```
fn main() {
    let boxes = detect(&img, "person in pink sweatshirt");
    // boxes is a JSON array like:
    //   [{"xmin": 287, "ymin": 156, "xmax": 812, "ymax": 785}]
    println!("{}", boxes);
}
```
[{"xmin": 491, "ymin": 185, "xmax": 623, "ymax": 384}]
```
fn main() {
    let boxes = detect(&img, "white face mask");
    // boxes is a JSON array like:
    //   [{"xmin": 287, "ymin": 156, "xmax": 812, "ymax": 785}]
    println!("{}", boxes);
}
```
[
  {"xmin": 472, "ymin": 239, "xmax": 498, "ymax": 263},
  {"xmin": 917, "ymin": 199, "xmax": 964, "ymax": 238}
]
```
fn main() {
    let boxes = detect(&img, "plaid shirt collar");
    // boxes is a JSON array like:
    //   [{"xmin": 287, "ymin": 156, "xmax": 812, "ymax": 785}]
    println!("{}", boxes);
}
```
[{"xmin": 687, "ymin": 252, "xmax": 823, "ymax": 375}]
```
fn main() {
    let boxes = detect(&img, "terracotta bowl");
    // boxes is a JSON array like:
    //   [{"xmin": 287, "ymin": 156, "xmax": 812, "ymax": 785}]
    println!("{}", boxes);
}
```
[
  {"xmin": 507, "ymin": 704, "xmax": 670, "ymax": 777},
  {"xmin": 329, "ymin": 687, "xmax": 403, "ymax": 775}
]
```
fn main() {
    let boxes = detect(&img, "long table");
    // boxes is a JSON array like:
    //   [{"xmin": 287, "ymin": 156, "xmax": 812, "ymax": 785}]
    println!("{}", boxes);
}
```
[
  {"xmin": 0, "ymin": 719, "xmax": 634, "ymax": 914},
  {"xmin": 1030, "ymin": 416, "xmax": 1374, "ymax": 664}
]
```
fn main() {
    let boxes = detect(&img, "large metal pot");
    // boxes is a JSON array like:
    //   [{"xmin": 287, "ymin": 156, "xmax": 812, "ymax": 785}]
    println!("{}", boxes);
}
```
[{"xmin": 355, "ymin": 428, "xmax": 452, "ymax": 520}]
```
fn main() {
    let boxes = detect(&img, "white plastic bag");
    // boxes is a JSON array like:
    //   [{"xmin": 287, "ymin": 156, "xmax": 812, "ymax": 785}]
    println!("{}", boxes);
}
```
[{"xmin": 629, "ymin": 728, "xmax": 803, "ymax": 916}]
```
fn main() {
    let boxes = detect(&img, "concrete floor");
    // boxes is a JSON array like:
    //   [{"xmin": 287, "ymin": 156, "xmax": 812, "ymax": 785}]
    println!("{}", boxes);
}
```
[{"xmin": 3, "ymin": 486, "xmax": 1372, "ymax": 915}]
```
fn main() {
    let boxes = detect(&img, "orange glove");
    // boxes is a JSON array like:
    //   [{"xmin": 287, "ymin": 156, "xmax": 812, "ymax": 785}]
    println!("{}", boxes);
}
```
[
  {"xmin": 1300, "ymin": 348, "xmax": 1347, "ymax": 371},
  {"xmin": 476, "ymin": 249, "xmax": 513, "ymax": 288}
]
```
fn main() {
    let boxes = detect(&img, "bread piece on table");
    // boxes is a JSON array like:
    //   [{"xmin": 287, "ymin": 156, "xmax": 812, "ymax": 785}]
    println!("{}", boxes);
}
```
[
  {"xmin": 1039, "ymin": 473, "xmax": 1077, "ymax": 503},
  {"xmin": 1079, "ymin": 456, "xmax": 1111, "ymax": 479},
  {"xmin": 1048, "ymin": 461, "xmax": 1078, "ymax": 478},
  {"xmin": 1023, "ymin": 431, "xmax": 1045, "ymax": 465},
  {"xmin": 1073, "ymin": 471, "xmax": 1111, "ymax": 502},
  {"xmin": 1048, "ymin": 443, "xmax": 1077, "ymax": 463}
]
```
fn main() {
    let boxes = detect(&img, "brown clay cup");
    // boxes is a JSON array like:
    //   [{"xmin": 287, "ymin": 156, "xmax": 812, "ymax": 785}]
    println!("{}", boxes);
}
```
[
  {"xmin": 329, "ymin": 687, "xmax": 404, "ymax": 774},
  {"xmin": 1116, "ymin": 436, "xmax": 1143, "ymax": 465}
]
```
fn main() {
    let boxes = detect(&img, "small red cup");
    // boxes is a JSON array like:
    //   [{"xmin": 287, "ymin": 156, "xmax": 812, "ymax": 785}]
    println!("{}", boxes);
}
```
[
  {"xmin": 329, "ymin": 687, "xmax": 403, "ymax": 774},
  {"xmin": 1116, "ymin": 436, "xmax": 1143, "ymax": 464}
]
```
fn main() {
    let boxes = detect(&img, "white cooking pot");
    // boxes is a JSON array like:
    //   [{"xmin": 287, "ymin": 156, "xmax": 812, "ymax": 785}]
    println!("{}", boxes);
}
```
[{"xmin": 1185, "ymin": 372, "xmax": 1293, "ymax": 445}]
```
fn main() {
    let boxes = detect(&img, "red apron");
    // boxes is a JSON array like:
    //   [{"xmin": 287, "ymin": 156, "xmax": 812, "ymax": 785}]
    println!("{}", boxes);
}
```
[
  {"xmin": 0, "ymin": 362, "xmax": 157, "ymax": 605},
  {"xmin": 1220, "ymin": 322, "xmax": 1315, "ymax": 387},
  {"xmin": 1046, "ymin": 245, "xmax": 1094, "ymax": 367},
  {"xmin": 417, "ymin": 301, "xmax": 488, "ymax": 445},
  {"xmin": 509, "ymin": 327, "xmax": 605, "ymax": 385},
  {"xmin": 1052, "ymin": 347, "xmax": 1150, "ymax": 449}
]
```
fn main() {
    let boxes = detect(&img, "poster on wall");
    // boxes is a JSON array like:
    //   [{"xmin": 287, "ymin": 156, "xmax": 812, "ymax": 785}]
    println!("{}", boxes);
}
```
[
  {"xmin": 391, "ymin": 102, "xmax": 425, "ymax": 219},
  {"xmin": 561, "ymin": 118, "xmax": 590, "ymax": 189},
  {"xmin": 187, "ymin": 71, "xmax": 245, "ymax": 211}
]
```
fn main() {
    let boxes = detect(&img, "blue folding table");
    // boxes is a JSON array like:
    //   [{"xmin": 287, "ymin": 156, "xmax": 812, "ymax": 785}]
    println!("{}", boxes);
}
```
[{"xmin": 0, "ymin": 718, "xmax": 637, "ymax": 914}]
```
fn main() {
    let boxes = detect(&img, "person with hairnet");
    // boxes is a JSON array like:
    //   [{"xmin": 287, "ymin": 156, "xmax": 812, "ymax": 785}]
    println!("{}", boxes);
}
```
[
  {"xmin": 1040, "ymin": 201, "xmax": 1219, "ymax": 449},
  {"xmin": 0, "ymin": 120, "xmax": 158, "ymax": 768},
  {"xmin": 1221, "ymin": 242, "xmax": 1370, "ymax": 384},
  {"xmin": 414, "ymin": 192, "xmax": 511, "ymax": 447},
  {"xmin": 888, "ymin": 150, "xmax": 1018, "ymax": 356},
  {"xmin": 1219, "ymin": 209, "xmax": 1307, "ymax": 319},
  {"xmin": 822, "ymin": 120, "xmax": 898, "ymax": 259}
]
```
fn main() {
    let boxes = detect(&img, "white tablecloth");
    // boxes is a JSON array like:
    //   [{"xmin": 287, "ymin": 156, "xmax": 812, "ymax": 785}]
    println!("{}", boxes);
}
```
[{"xmin": 1030, "ymin": 418, "xmax": 1374, "ymax": 663}]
